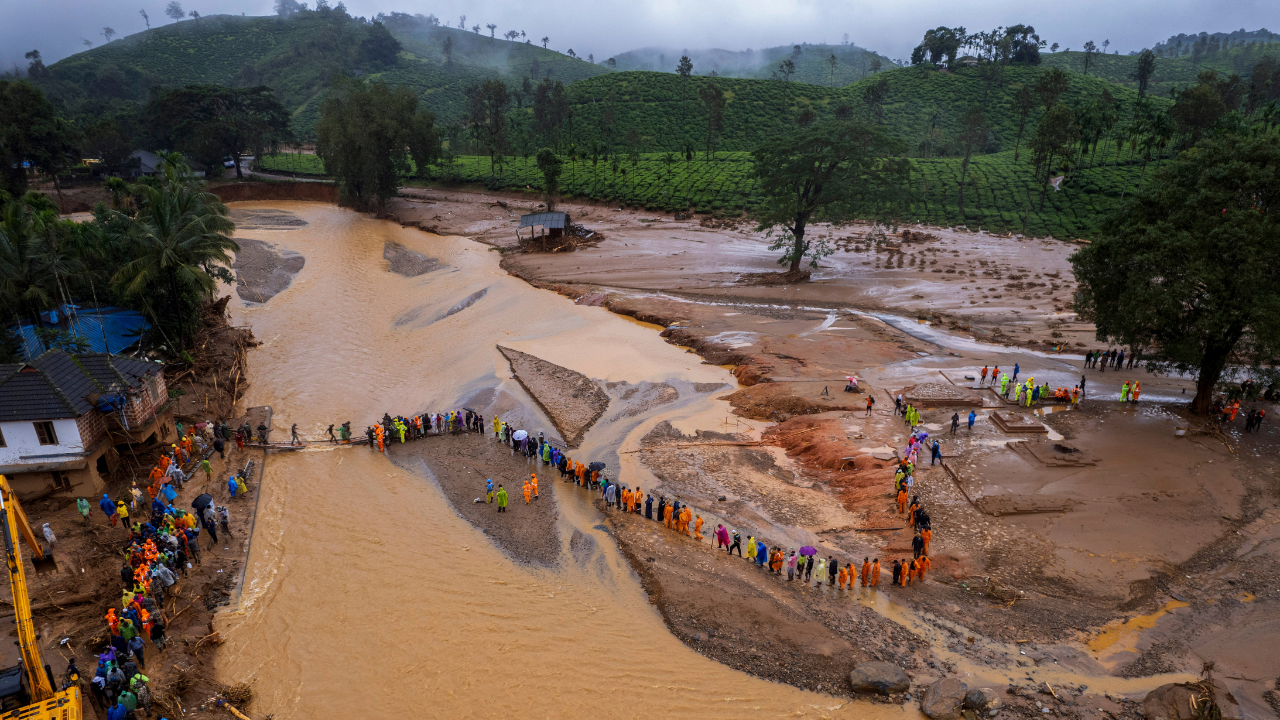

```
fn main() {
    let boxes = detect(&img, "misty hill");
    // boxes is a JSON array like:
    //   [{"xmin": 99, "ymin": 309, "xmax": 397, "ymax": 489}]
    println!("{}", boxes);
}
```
[
  {"xmin": 34, "ymin": 9, "xmax": 604, "ymax": 132},
  {"xmin": 1042, "ymin": 39, "xmax": 1280, "ymax": 98},
  {"xmin": 610, "ymin": 43, "xmax": 898, "ymax": 85}
]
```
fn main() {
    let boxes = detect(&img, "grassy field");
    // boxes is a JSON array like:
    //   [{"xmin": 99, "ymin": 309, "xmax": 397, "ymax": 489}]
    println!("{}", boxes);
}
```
[{"xmin": 258, "ymin": 146, "xmax": 1152, "ymax": 239}]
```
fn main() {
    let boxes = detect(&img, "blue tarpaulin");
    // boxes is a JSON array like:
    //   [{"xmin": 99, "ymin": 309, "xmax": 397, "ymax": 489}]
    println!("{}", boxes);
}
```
[{"xmin": 15, "ymin": 307, "xmax": 150, "ymax": 360}]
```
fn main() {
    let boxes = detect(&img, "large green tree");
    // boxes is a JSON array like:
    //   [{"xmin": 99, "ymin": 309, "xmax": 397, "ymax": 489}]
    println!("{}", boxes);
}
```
[
  {"xmin": 697, "ymin": 82, "xmax": 726, "ymax": 159},
  {"xmin": 1071, "ymin": 134, "xmax": 1280, "ymax": 414},
  {"xmin": 0, "ymin": 81, "xmax": 81, "ymax": 208},
  {"xmin": 316, "ymin": 77, "xmax": 436, "ymax": 211},
  {"xmin": 466, "ymin": 79, "xmax": 512, "ymax": 175},
  {"xmin": 535, "ymin": 148, "xmax": 562, "ymax": 211},
  {"xmin": 751, "ymin": 120, "xmax": 913, "ymax": 275},
  {"xmin": 146, "ymin": 85, "xmax": 291, "ymax": 179}
]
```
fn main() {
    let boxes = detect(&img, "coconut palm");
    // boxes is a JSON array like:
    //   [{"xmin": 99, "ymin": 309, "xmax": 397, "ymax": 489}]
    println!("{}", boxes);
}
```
[
  {"xmin": 0, "ymin": 199, "xmax": 57, "ymax": 348},
  {"xmin": 111, "ymin": 154, "xmax": 237, "ymax": 347}
]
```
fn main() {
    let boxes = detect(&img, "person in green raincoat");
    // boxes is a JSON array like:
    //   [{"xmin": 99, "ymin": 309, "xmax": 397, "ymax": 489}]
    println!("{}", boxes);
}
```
[
  {"xmin": 495, "ymin": 484, "xmax": 509, "ymax": 512},
  {"xmin": 77, "ymin": 497, "xmax": 91, "ymax": 521},
  {"xmin": 541, "ymin": 442, "xmax": 551, "ymax": 464},
  {"xmin": 1000, "ymin": 373, "xmax": 1009, "ymax": 396},
  {"xmin": 1121, "ymin": 381, "xmax": 1130, "ymax": 402}
]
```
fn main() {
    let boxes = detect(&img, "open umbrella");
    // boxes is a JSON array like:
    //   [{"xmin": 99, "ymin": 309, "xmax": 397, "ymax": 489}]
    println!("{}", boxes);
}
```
[
  {"xmin": 512, "ymin": 430, "xmax": 528, "ymax": 441},
  {"xmin": 588, "ymin": 461, "xmax": 606, "ymax": 472},
  {"xmin": 192, "ymin": 493, "xmax": 213, "ymax": 511},
  {"xmin": 799, "ymin": 546, "xmax": 817, "ymax": 556}
]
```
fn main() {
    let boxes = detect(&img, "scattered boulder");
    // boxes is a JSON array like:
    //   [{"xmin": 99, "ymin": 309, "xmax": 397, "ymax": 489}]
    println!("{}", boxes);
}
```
[
  {"xmin": 848, "ymin": 661, "xmax": 911, "ymax": 695},
  {"xmin": 965, "ymin": 687, "xmax": 1003, "ymax": 712},
  {"xmin": 1142, "ymin": 682, "xmax": 1239, "ymax": 720},
  {"xmin": 1142, "ymin": 684, "xmax": 1200, "ymax": 720},
  {"xmin": 921, "ymin": 678, "xmax": 969, "ymax": 720}
]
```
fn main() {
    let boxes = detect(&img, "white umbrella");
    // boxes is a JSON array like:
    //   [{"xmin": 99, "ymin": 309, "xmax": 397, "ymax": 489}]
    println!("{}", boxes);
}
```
[{"xmin": 512, "ymin": 430, "xmax": 528, "ymax": 441}]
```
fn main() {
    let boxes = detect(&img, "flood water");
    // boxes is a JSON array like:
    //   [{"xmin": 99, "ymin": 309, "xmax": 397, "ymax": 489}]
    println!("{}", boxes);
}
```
[
  {"xmin": 214, "ymin": 203, "xmax": 1189, "ymax": 718},
  {"xmin": 213, "ymin": 202, "xmax": 916, "ymax": 719}
]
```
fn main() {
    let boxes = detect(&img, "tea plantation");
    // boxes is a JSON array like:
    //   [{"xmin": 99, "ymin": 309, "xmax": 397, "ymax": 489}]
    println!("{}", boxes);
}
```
[{"xmin": 258, "ymin": 145, "xmax": 1153, "ymax": 239}]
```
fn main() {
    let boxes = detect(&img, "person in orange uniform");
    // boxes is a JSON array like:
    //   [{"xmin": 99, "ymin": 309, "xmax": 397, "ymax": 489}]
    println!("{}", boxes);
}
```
[
  {"xmin": 157, "ymin": 454, "xmax": 170, "ymax": 472},
  {"xmin": 770, "ymin": 548, "xmax": 783, "ymax": 574},
  {"xmin": 530, "ymin": 474, "xmax": 539, "ymax": 499},
  {"xmin": 860, "ymin": 557, "xmax": 871, "ymax": 587},
  {"xmin": 680, "ymin": 506, "xmax": 693, "ymax": 536},
  {"xmin": 901, "ymin": 558, "xmax": 913, "ymax": 586},
  {"xmin": 105, "ymin": 608, "xmax": 120, "ymax": 635},
  {"xmin": 922, "ymin": 527, "xmax": 933, "ymax": 555},
  {"xmin": 897, "ymin": 487, "xmax": 908, "ymax": 515},
  {"xmin": 870, "ymin": 559, "xmax": 881, "ymax": 586},
  {"xmin": 908, "ymin": 497, "xmax": 921, "ymax": 527},
  {"xmin": 663, "ymin": 503, "xmax": 675, "ymax": 529},
  {"xmin": 837, "ymin": 564, "xmax": 849, "ymax": 590},
  {"xmin": 694, "ymin": 515, "xmax": 704, "ymax": 540},
  {"xmin": 522, "ymin": 479, "xmax": 532, "ymax": 504},
  {"xmin": 917, "ymin": 554, "xmax": 931, "ymax": 582},
  {"xmin": 621, "ymin": 487, "xmax": 632, "ymax": 512}
]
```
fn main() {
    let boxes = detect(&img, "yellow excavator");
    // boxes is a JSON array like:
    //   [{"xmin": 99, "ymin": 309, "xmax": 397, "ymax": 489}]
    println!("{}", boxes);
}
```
[{"xmin": 0, "ymin": 476, "xmax": 82, "ymax": 719}]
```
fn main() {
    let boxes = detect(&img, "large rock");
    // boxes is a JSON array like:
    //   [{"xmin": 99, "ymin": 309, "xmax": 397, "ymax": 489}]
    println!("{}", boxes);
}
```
[
  {"xmin": 1142, "ymin": 683, "xmax": 1239, "ymax": 720},
  {"xmin": 964, "ymin": 687, "xmax": 1003, "ymax": 712},
  {"xmin": 848, "ymin": 661, "xmax": 911, "ymax": 695},
  {"xmin": 921, "ymin": 678, "xmax": 969, "ymax": 720}
]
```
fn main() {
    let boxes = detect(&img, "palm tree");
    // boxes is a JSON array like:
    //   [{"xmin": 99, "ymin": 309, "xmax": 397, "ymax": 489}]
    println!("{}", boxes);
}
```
[
  {"xmin": 0, "ymin": 200, "xmax": 57, "ymax": 352},
  {"xmin": 111, "ymin": 155, "xmax": 238, "ymax": 348}
]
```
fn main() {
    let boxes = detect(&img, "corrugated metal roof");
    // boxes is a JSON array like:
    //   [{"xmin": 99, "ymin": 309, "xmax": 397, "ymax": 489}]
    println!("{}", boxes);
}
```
[
  {"xmin": 0, "ymin": 350, "xmax": 162, "ymax": 422},
  {"xmin": 519, "ymin": 212, "xmax": 568, "ymax": 229}
]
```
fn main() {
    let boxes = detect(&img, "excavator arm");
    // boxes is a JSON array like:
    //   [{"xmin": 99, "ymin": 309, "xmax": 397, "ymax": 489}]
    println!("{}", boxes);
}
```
[
  {"xmin": 0, "ymin": 478, "xmax": 54, "ymax": 701},
  {"xmin": 0, "ymin": 476, "xmax": 80, "ymax": 719}
]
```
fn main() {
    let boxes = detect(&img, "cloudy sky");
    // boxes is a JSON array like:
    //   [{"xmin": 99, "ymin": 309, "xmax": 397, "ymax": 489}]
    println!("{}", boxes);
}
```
[{"xmin": 4, "ymin": 0, "xmax": 1276, "ymax": 71}]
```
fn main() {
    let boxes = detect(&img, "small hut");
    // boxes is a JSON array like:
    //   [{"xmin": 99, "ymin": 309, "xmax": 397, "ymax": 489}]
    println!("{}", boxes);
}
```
[{"xmin": 518, "ymin": 211, "xmax": 571, "ymax": 244}]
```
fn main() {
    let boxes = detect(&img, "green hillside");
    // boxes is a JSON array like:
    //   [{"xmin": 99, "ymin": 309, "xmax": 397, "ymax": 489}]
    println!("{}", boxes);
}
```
[
  {"xmin": 260, "ymin": 144, "xmax": 1149, "ymax": 239},
  {"xmin": 34, "ymin": 10, "xmax": 605, "ymax": 133},
  {"xmin": 554, "ymin": 64, "xmax": 1159, "ymax": 155},
  {"xmin": 1042, "ymin": 41, "xmax": 1280, "ymax": 98},
  {"xmin": 611, "ymin": 43, "xmax": 898, "ymax": 86},
  {"xmin": 259, "ymin": 61, "xmax": 1168, "ymax": 238}
]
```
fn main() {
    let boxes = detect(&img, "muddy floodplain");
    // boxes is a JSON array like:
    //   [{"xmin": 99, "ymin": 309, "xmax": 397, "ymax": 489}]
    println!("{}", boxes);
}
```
[{"xmin": 215, "ymin": 197, "xmax": 1280, "ymax": 720}]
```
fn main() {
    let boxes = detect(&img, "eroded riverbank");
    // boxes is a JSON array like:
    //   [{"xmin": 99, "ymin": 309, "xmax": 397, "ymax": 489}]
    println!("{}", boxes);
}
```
[
  {"xmin": 213, "ymin": 201, "xmax": 926, "ymax": 719},
  {"xmin": 213, "ymin": 197, "xmax": 1280, "ymax": 720}
]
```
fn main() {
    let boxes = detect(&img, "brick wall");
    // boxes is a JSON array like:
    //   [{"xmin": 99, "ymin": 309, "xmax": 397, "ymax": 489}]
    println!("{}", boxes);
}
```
[
  {"xmin": 121, "ymin": 373, "xmax": 167, "ymax": 428},
  {"xmin": 75, "ymin": 411, "xmax": 109, "ymax": 452}
]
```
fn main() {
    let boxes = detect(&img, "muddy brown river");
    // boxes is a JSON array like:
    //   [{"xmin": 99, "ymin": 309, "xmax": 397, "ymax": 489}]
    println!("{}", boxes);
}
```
[
  {"xmin": 214, "ymin": 203, "xmax": 1191, "ymax": 718},
  {"xmin": 213, "ymin": 203, "xmax": 920, "ymax": 719}
]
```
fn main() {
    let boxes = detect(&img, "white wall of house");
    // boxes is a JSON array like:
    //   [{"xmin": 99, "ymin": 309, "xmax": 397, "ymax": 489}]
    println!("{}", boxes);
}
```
[{"xmin": 0, "ymin": 418, "xmax": 85, "ymax": 465}]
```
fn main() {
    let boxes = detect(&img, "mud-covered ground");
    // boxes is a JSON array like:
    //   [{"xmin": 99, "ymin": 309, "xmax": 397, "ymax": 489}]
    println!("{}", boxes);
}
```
[
  {"xmin": 389, "ymin": 432, "xmax": 560, "ymax": 566},
  {"xmin": 8, "ymin": 441, "xmax": 262, "ymax": 719},
  {"xmin": 368, "ymin": 185, "xmax": 1280, "ymax": 715}
]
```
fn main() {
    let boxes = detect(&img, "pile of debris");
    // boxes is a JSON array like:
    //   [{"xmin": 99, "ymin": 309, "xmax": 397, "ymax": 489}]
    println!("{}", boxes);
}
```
[
  {"xmin": 520, "ymin": 222, "xmax": 603, "ymax": 253},
  {"xmin": 165, "ymin": 296, "xmax": 258, "ymax": 420}
]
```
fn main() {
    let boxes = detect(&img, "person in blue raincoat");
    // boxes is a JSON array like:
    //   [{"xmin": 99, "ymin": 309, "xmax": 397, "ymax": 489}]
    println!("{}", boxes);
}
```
[
  {"xmin": 227, "ymin": 475, "xmax": 238, "ymax": 498},
  {"xmin": 99, "ymin": 494, "xmax": 117, "ymax": 525}
]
